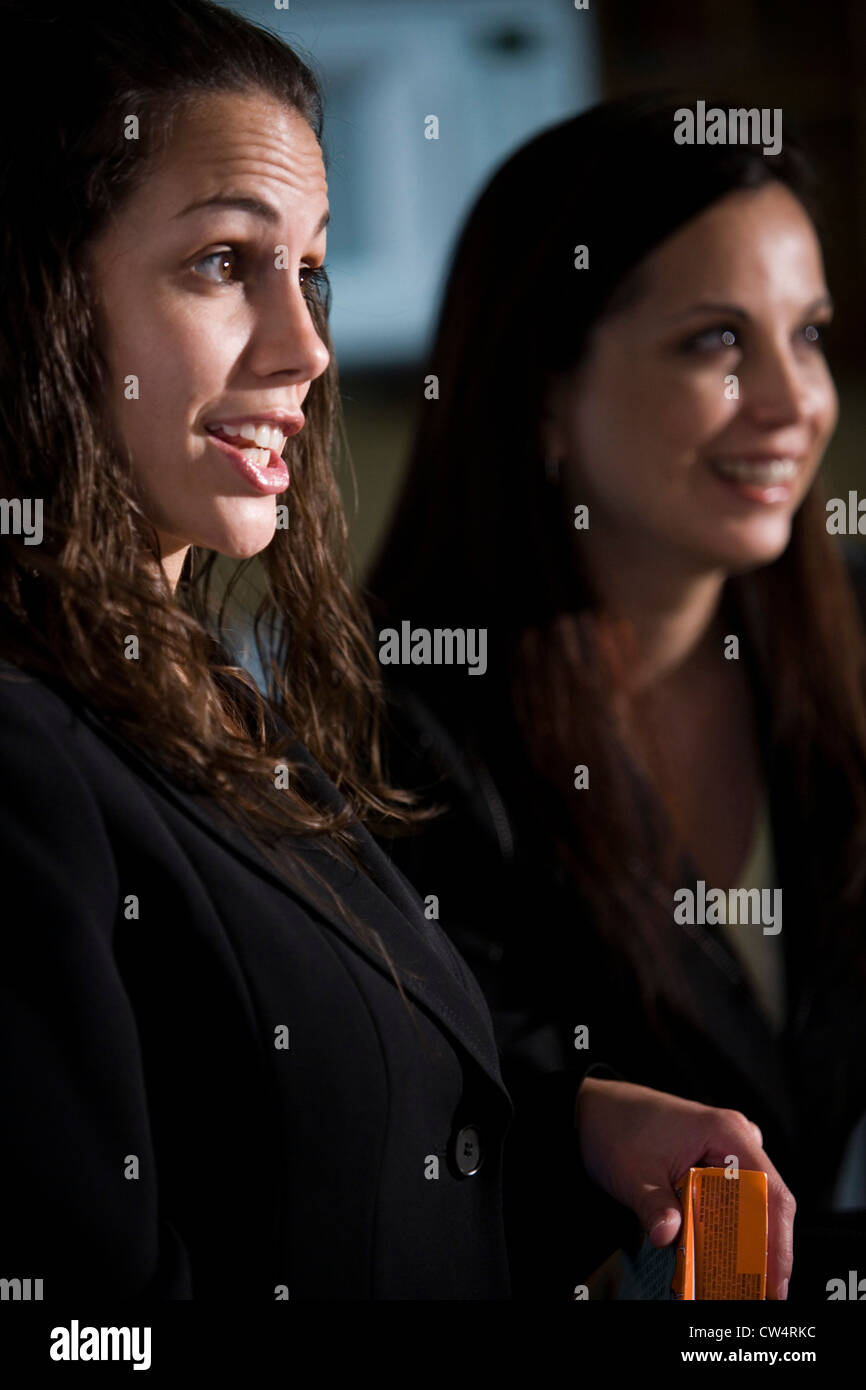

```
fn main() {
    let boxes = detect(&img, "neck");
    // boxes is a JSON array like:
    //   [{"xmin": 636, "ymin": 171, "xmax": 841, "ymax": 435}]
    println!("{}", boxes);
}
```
[
  {"xmin": 160, "ymin": 545, "xmax": 190, "ymax": 594},
  {"xmin": 578, "ymin": 535, "xmax": 728, "ymax": 690}
]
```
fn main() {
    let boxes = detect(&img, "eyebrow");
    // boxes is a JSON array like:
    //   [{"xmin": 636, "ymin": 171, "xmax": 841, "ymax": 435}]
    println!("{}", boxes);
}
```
[
  {"xmin": 174, "ymin": 193, "xmax": 330, "ymax": 236},
  {"xmin": 665, "ymin": 294, "xmax": 834, "ymax": 323}
]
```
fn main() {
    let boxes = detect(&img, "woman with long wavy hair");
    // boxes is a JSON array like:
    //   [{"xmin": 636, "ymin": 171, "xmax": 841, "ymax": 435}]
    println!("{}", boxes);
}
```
[
  {"xmin": 369, "ymin": 94, "xmax": 866, "ymax": 1299},
  {"xmin": 0, "ymin": 4, "xmax": 796, "ymax": 1303}
]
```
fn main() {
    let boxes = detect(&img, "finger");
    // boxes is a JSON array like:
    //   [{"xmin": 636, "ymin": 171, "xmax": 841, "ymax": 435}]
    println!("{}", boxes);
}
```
[
  {"xmin": 763, "ymin": 1169, "xmax": 795, "ymax": 1299},
  {"xmin": 702, "ymin": 1115, "xmax": 794, "ymax": 1300},
  {"xmin": 648, "ymin": 1208, "xmax": 681, "ymax": 1248},
  {"xmin": 634, "ymin": 1183, "xmax": 683, "ymax": 1247}
]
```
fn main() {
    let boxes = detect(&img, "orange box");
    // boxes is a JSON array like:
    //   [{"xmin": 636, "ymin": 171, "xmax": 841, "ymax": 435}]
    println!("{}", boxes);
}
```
[{"xmin": 671, "ymin": 1167, "xmax": 768, "ymax": 1300}]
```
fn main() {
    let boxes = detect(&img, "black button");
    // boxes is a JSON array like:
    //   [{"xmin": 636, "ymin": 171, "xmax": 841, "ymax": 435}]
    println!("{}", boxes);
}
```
[{"xmin": 452, "ymin": 1125, "xmax": 484, "ymax": 1176}]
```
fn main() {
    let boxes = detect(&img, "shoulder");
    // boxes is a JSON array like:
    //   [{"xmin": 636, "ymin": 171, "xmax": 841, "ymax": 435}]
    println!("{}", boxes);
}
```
[
  {"xmin": 378, "ymin": 673, "xmax": 532, "ymax": 967},
  {"xmin": 0, "ymin": 655, "xmax": 90, "ymax": 735},
  {"xmin": 381, "ymin": 673, "xmax": 516, "ymax": 862},
  {"xmin": 0, "ymin": 659, "xmax": 120, "ymax": 916},
  {"xmin": 0, "ymin": 656, "xmax": 93, "ymax": 759},
  {"xmin": 0, "ymin": 657, "xmax": 112, "ymax": 830}
]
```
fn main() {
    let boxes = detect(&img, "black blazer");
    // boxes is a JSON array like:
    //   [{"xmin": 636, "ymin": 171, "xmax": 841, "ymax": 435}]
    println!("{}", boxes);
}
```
[
  {"xmin": 0, "ymin": 656, "xmax": 626, "ymax": 1301},
  {"xmin": 0, "ymin": 656, "xmax": 517, "ymax": 1300},
  {"xmin": 378, "ymin": 673, "xmax": 866, "ymax": 1301}
]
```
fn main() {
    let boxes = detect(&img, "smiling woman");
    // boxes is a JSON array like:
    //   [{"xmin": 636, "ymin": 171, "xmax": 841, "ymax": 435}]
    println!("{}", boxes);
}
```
[
  {"xmin": 368, "ymin": 93, "xmax": 866, "ymax": 1298},
  {"xmin": 0, "ymin": 4, "xmax": 799, "ymax": 1310},
  {"xmin": 0, "ymin": 0, "xmax": 380, "ymax": 850},
  {"xmin": 85, "ymin": 90, "xmax": 332, "ymax": 582}
]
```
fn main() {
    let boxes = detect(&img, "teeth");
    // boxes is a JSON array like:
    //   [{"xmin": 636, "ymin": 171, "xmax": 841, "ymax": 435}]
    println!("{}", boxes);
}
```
[
  {"xmin": 712, "ymin": 457, "xmax": 797, "ymax": 482},
  {"xmin": 209, "ymin": 422, "xmax": 285, "ymax": 451},
  {"xmin": 235, "ymin": 446, "xmax": 271, "ymax": 466}
]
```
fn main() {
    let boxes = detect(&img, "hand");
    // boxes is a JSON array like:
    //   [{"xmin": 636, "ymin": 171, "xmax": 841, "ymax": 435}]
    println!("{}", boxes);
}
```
[{"xmin": 575, "ymin": 1077, "xmax": 795, "ymax": 1299}]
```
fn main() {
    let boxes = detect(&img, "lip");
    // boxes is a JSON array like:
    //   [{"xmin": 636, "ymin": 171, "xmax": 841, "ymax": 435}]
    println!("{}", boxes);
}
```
[
  {"xmin": 706, "ymin": 453, "xmax": 803, "ymax": 506},
  {"xmin": 204, "ymin": 410, "xmax": 305, "ymax": 437},
  {"xmin": 713, "ymin": 479, "xmax": 793, "ymax": 504},
  {"xmin": 711, "ymin": 452, "xmax": 806, "ymax": 464},
  {"xmin": 205, "ymin": 431, "xmax": 290, "ymax": 495}
]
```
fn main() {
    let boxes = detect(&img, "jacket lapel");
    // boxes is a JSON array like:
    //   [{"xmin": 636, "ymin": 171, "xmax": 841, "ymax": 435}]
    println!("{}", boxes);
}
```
[
  {"xmin": 662, "ymin": 820, "xmax": 796, "ymax": 1134},
  {"xmin": 74, "ymin": 699, "xmax": 509, "ymax": 1099},
  {"xmin": 674, "ymin": 910, "xmax": 796, "ymax": 1130}
]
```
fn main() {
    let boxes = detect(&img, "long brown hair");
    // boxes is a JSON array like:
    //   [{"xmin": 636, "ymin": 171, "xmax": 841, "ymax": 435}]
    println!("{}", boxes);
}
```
[
  {"xmin": 0, "ymin": 0, "xmax": 434, "ymax": 1010},
  {"xmin": 0, "ymin": 0, "xmax": 419, "ymax": 844},
  {"xmin": 368, "ymin": 93, "xmax": 866, "ymax": 1014}
]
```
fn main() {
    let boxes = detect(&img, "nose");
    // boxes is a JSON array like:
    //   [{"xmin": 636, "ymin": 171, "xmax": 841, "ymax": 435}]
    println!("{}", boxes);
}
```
[
  {"xmin": 741, "ymin": 339, "xmax": 813, "ymax": 429},
  {"xmin": 248, "ymin": 264, "xmax": 331, "ymax": 386}
]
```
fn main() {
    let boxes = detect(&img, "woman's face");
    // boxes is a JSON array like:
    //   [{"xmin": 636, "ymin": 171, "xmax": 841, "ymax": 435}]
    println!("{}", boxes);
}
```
[
  {"xmin": 545, "ymin": 182, "xmax": 837, "ymax": 584},
  {"xmin": 87, "ymin": 90, "xmax": 331, "ymax": 586}
]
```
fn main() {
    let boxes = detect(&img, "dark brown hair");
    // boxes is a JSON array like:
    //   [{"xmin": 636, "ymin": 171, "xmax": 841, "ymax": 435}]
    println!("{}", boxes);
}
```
[
  {"xmin": 0, "ymin": 0, "xmax": 422, "ymax": 834},
  {"xmin": 0, "ymin": 0, "xmax": 427, "ymax": 1004},
  {"xmin": 369, "ymin": 93, "xmax": 866, "ymax": 1015}
]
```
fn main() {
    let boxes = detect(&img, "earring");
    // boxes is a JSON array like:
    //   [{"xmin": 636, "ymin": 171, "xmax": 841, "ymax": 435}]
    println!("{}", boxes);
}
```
[{"xmin": 544, "ymin": 454, "xmax": 561, "ymax": 484}]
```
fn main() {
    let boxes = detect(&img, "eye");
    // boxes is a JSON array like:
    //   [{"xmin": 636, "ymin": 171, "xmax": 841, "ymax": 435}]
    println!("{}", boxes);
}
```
[
  {"xmin": 800, "ymin": 321, "xmax": 828, "ymax": 348},
  {"xmin": 190, "ymin": 249, "xmax": 330, "ymax": 299},
  {"xmin": 193, "ymin": 247, "xmax": 242, "ymax": 284},
  {"xmin": 681, "ymin": 325, "xmax": 740, "ymax": 353},
  {"xmin": 300, "ymin": 262, "xmax": 329, "ymax": 301}
]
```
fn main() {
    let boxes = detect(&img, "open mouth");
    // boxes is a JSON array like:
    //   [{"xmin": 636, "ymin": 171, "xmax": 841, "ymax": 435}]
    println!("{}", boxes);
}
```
[
  {"xmin": 203, "ymin": 420, "xmax": 292, "ymax": 495},
  {"xmin": 205, "ymin": 421, "xmax": 287, "ymax": 468},
  {"xmin": 709, "ymin": 457, "xmax": 798, "ymax": 485},
  {"xmin": 707, "ymin": 456, "xmax": 800, "ymax": 504}
]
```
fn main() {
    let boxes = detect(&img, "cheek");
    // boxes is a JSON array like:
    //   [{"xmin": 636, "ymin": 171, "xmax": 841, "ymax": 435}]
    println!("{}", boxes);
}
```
[
  {"xmin": 113, "ymin": 300, "xmax": 226, "ymax": 449},
  {"xmin": 569, "ymin": 359, "xmax": 731, "ymax": 497},
  {"xmin": 647, "ymin": 360, "xmax": 739, "ymax": 456},
  {"xmin": 567, "ymin": 360, "xmax": 652, "ymax": 486},
  {"xmin": 140, "ymin": 298, "xmax": 221, "ymax": 390},
  {"xmin": 815, "ymin": 368, "xmax": 839, "ymax": 440}
]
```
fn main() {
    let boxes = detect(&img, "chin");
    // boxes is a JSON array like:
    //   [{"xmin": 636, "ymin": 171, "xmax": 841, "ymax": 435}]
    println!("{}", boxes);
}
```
[
  {"xmin": 705, "ymin": 516, "xmax": 795, "ymax": 575},
  {"xmin": 222, "ymin": 535, "xmax": 275, "ymax": 560},
  {"xmin": 194, "ymin": 526, "xmax": 275, "ymax": 560}
]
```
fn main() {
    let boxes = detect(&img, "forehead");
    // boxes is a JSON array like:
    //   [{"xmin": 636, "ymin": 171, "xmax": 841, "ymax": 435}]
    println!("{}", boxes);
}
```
[
  {"xmin": 149, "ymin": 90, "xmax": 328, "ymax": 208},
  {"xmin": 633, "ymin": 183, "xmax": 824, "ymax": 304}
]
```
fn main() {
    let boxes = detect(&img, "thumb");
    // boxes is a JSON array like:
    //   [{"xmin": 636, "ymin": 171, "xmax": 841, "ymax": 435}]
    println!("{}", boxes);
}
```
[{"xmin": 636, "ymin": 1186, "xmax": 683, "ymax": 1247}]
